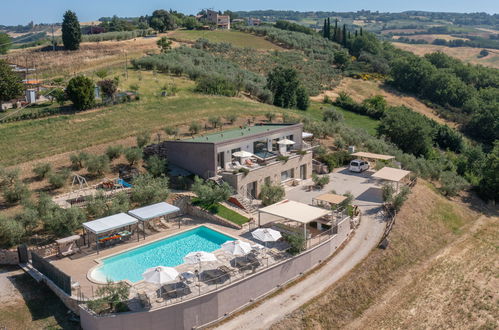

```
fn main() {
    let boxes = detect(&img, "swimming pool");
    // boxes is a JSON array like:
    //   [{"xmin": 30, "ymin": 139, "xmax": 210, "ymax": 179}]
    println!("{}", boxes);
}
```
[{"xmin": 90, "ymin": 226, "xmax": 235, "ymax": 283}]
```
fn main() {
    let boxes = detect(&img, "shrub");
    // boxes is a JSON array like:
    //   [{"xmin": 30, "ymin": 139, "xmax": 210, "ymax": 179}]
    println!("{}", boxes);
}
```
[
  {"xmin": 189, "ymin": 122, "xmax": 201, "ymax": 135},
  {"xmin": 191, "ymin": 176, "xmax": 232, "ymax": 208},
  {"xmin": 265, "ymin": 112, "xmax": 276, "ymax": 122},
  {"xmin": 84, "ymin": 154, "xmax": 110, "ymax": 176},
  {"xmin": 0, "ymin": 168, "xmax": 20, "ymax": 189},
  {"xmin": 124, "ymin": 147, "xmax": 143, "ymax": 166},
  {"xmin": 43, "ymin": 207, "xmax": 85, "ymax": 237},
  {"xmin": 392, "ymin": 186, "xmax": 411, "ymax": 212},
  {"xmin": 91, "ymin": 280, "xmax": 130, "ymax": 314},
  {"xmin": 69, "ymin": 152, "xmax": 88, "ymax": 170},
  {"xmin": 225, "ymin": 114, "xmax": 237, "ymax": 124},
  {"xmin": 136, "ymin": 131, "xmax": 150, "ymax": 149},
  {"xmin": 48, "ymin": 169, "xmax": 71, "ymax": 189},
  {"xmin": 0, "ymin": 216, "xmax": 25, "ymax": 248},
  {"xmin": 312, "ymin": 173, "xmax": 330, "ymax": 189},
  {"xmin": 3, "ymin": 181, "xmax": 30, "ymax": 204},
  {"xmin": 259, "ymin": 184, "xmax": 285, "ymax": 206},
  {"xmin": 130, "ymin": 173, "xmax": 170, "ymax": 206},
  {"xmin": 145, "ymin": 155, "xmax": 167, "ymax": 177},
  {"xmin": 284, "ymin": 234, "xmax": 305, "ymax": 255},
  {"xmin": 32, "ymin": 163, "xmax": 52, "ymax": 180},
  {"xmin": 105, "ymin": 145, "xmax": 123, "ymax": 161},
  {"xmin": 163, "ymin": 126, "xmax": 179, "ymax": 137},
  {"xmin": 66, "ymin": 75, "xmax": 95, "ymax": 110},
  {"xmin": 97, "ymin": 79, "xmax": 117, "ymax": 100},
  {"xmin": 296, "ymin": 87, "xmax": 309, "ymax": 110},
  {"xmin": 382, "ymin": 184, "xmax": 395, "ymax": 203},
  {"xmin": 208, "ymin": 116, "xmax": 222, "ymax": 129},
  {"xmin": 440, "ymin": 171, "xmax": 468, "ymax": 196},
  {"xmin": 195, "ymin": 76, "xmax": 237, "ymax": 97},
  {"xmin": 323, "ymin": 108, "xmax": 344, "ymax": 123}
]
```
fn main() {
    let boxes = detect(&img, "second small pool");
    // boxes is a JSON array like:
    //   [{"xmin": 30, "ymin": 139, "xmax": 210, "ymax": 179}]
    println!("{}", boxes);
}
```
[{"xmin": 90, "ymin": 226, "xmax": 234, "ymax": 283}]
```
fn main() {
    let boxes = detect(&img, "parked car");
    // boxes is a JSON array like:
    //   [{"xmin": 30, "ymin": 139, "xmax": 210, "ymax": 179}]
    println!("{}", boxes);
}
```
[{"xmin": 349, "ymin": 159, "xmax": 369, "ymax": 173}]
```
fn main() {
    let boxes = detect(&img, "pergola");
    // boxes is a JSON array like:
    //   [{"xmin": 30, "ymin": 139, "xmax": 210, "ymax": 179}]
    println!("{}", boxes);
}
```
[
  {"xmin": 83, "ymin": 213, "xmax": 139, "ymax": 254},
  {"xmin": 312, "ymin": 193, "xmax": 347, "ymax": 207},
  {"xmin": 372, "ymin": 167, "xmax": 411, "ymax": 191},
  {"xmin": 258, "ymin": 200, "xmax": 330, "ymax": 239},
  {"xmin": 351, "ymin": 151, "xmax": 395, "ymax": 162},
  {"xmin": 128, "ymin": 202, "xmax": 181, "ymax": 238}
]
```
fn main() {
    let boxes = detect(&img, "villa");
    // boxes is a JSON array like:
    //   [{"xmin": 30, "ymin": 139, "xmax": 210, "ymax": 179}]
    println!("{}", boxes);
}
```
[{"xmin": 165, "ymin": 123, "xmax": 314, "ymax": 199}]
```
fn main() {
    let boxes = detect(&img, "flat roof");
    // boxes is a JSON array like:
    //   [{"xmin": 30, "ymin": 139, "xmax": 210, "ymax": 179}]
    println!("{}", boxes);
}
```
[
  {"xmin": 83, "ymin": 213, "xmax": 138, "ymax": 235},
  {"xmin": 372, "ymin": 167, "xmax": 411, "ymax": 182},
  {"xmin": 313, "ymin": 193, "xmax": 347, "ymax": 205},
  {"xmin": 128, "ymin": 202, "xmax": 180, "ymax": 221},
  {"xmin": 185, "ymin": 124, "xmax": 296, "ymax": 143},
  {"xmin": 259, "ymin": 200, "xmax": 330, "ymax": 224},
  {"xmin": 351, "ymin": 152, "xmax": 395, "ymax": 161}
]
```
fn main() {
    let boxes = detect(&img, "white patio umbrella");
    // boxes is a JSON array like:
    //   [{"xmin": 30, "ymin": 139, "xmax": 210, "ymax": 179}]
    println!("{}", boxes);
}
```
[
  {"xmin": 251, "ymin": 228, "xmax": 282, "ymax": 248},
  {"xmin": 142, "ymin": 266, "xmax": 179, "ymax": 296},
  {"xmin": 222, "ymin": 240, "xmax": 252, "ymax": 257},
  {"xmin": 232, "ymin": 150, "xmax": 254, "ymax": 158},
  {"xmin": 277, "ymin": 139, "xmax": 295, "ymax": 145},
  {"xmin": 183, "ymin": 251, "xmax": 218, "ymax": 276}
]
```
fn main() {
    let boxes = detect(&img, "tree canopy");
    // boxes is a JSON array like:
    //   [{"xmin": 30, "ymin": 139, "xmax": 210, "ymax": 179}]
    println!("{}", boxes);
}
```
[
  {"xmin": 62, "ymin": 10, "xmax": 81, "ymax": 50},
  {"xmin": 66, "ymin": 75, "xmax": 95, "ymax": 110},
  {"xmin": 266, "ymin": 66, "xmax": 309, "ymax": 110},
  {"xmin": 148, "ymin": 10, "xmax": 176, "ymax": 32},
  {"xmin": 0, "ymin": 60, "xmax": 24, "ymax": 102}
]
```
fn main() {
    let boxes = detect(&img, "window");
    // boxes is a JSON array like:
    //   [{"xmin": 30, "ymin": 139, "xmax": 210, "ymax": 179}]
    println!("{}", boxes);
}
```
[
  {"xmin": 265, "ymin": 176, "xmax": 271, "ymax": 185},
  {"xmin": 231, "ymin": 147, "xmax": 241, "ymax": 155},
  {"xmin": 253, "ymin": 140, "xmax": 267, "ymax": 154},
  {"xmin": 281, "ymin": 169, "xmax": 294, "ymax": 182}
]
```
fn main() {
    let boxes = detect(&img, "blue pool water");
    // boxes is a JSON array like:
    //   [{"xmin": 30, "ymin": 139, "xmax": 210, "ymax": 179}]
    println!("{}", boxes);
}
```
[{"xmin": 91, "ymin": 226, "xmax": 234, "ymax": 283}]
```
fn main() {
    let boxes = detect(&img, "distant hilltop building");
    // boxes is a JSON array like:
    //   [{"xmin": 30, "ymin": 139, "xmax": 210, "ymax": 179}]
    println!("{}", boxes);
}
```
[
  {"xmin": 248, "ymin": 18, "xmax": 262, "ymax": 26},
  {"xmin": 206, "ymin": 10, "xmax": 231, "ymax": 30}
]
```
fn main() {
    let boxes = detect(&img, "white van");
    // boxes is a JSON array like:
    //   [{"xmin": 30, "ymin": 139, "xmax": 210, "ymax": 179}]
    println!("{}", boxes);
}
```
[{"xmin": 349, "ymin": 159, "xmax": 369, "ymax": 173}]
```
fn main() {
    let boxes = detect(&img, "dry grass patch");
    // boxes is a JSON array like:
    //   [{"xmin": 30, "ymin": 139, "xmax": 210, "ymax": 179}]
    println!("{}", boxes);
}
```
[
  {"xmin": 272, "ymin": 181, "xmax": 481, "ymax": 330},
  {"xmin": 392, "ymin": 42, "xmax": 499, "ymax": 69},
  {"xmin": 393, "ymin": 34, "xmax": 469, "ymax": 42}
]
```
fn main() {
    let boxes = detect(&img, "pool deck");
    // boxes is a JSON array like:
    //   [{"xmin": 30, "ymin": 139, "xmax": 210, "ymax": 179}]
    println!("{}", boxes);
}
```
[{"xmin": 50, "ymin": 215, "xmax": 247, "ymax": 297}]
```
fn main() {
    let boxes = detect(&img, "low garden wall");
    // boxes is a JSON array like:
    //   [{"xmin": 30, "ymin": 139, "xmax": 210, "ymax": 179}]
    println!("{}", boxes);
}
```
[{"xmin": 79, "ymin": 217, "xmax": 352, "ymax": 330}]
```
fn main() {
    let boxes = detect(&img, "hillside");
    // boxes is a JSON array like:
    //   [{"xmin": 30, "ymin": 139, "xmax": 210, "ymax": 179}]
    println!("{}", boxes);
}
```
[
  {"xmin": 392, "ymin": 42, "xmax": 499, "ymax": 69},
  {"xmin": 272, "ymin": 182, "xmax": 497, "ymax": 329}
]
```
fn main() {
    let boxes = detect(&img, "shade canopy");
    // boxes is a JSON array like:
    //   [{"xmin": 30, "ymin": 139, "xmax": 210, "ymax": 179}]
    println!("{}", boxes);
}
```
[
  {"xmin": 351, "ymin": 151, "xmax": 395, "ymax": 161},
  {"xmin": 83, "ymin": 213, "xmax": 138, "ymax": 235},
  {"xmin": 372, "ymin": 167, "xmax": 411, "ymax": 182},
  {"xmin": 55, "ymin": 235, "xmax": 81, "ymax": 244},
  {"xmin": 232, "ymin": 150, "xmax": 254, "ymax": 158},
  {"xmin": 142, "ymin": 266, "xmax": 179, "ymax": 285},
  {"xmin": 222, "ymin": 240, "xmax": 252, "ymax": 256},
  {"xmin": 128, "ymin": 202, "xmax": 180, "ymax": 221},
  {"xmin": 183, "ymin": 251, "xmax": 218, "ymax": 264},
  {"xmin": 251, "ymin": 228, "xmax": 282, "ymax": 243},
  {"xmin": 259, "ymin": 200, "xmax": 330, "ymax": 224},
  {"xmin": 313, "ymin": 193, "xmax": 347, "ymax": 205},
  {"xmin": 277, "ymin": 138, "xmax": 295, "ymax": 145}
]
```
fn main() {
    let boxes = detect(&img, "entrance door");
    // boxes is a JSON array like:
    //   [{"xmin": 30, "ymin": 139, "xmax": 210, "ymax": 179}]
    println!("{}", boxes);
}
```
[
  {"xmin": 217, "ymin": 151, "xmax": 225, "ymax": 169},
  {"xmin": 300, "ymin": 164, "xmax": 307, "ymax": 180},
  {"xmin": 247, "ymin": 181, "xmax": 257, "ymax": 199}
]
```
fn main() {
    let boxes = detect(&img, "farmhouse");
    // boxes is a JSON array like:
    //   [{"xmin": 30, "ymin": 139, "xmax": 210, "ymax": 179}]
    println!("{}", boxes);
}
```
[
  {"xmin": 206, "ymin": 10, "xmax": 231, "ymax": 30},
  {"xmin": 165, "ymin": 123, "xmax": 314, "ymax": 198}
]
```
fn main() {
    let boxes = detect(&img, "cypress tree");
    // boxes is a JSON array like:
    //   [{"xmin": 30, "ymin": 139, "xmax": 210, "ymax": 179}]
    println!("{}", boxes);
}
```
[
  {"xmin": 342, "ymin": 24, "xmax": 347, "ymax": 46},
  {"xmin": 355, "ymin": 30, "xmax": 358, "ymax": 37},
  {"xmin": 333, "ymin": 19, "xmax": 338, "ymax": 42},
  {"xmin": 62, "ymin": 10, "xmax": 81, "ymax": 50},
  {"xmin": 323, "ymin": 19, "xmax": 327, "ymax": 38},
  {"xmin": 360, "ymin": 27, "xmax": 363, "ymax": 36},
  {"xmin": 326, "ymin": 18, "xmax": 331, "ymax": 39}
]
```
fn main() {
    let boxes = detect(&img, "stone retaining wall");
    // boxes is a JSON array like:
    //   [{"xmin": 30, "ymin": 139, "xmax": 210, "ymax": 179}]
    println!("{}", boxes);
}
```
[{"xmin": 0, "ymin": 243, "xmax": 58, "ymax": 265}]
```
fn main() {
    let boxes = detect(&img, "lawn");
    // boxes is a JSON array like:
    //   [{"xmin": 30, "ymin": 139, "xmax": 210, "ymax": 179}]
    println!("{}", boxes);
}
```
[
  {"xmin": 169, "ymin": 30, "xmax": 283, "ymax": 50},
  {"xmin": 306, "ymin": 101, "xmax": 379, "ymax": 135},
  {"xmin": 209, "ymin": 203, "xmax": 250, "ymax": 226}
]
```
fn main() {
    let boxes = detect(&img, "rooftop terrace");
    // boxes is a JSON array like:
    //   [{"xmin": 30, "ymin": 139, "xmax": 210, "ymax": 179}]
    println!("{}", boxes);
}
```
[{"xmin": 185, "ymin": 124, "xmax": 296, "ymax": 143}]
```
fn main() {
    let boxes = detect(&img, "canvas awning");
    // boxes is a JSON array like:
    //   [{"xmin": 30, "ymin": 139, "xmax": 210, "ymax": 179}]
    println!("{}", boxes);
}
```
[
  {"xmin": 313, "ymin": 193, "xmax": 347, "ymax": 205},
  {"xmin": 277, "ymin": 139, "xmax": 295, "ymax": 145},
  {"xmin": 372, "ymin": 167, "xmax": 411, "ymax": 182},
  {"xmin": 259, "ymin": 200, "xmax": 330, "ymax": 224},
  {"xmin": 128, "ymin": 202, "xmax": 180, "ymax": 221},
  {"xmin": 83, "ymin": 213, "xmax": 138, "ymax": 234},
  {"xmin": 351, "ymin": 152, "xmax": 395, "ymax": 161}
]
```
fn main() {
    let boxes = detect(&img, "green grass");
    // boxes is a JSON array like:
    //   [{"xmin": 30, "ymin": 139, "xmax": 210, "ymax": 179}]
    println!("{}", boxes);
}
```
[
  {"xmin": 306, "ymin": 101, "xmax": 379, "ymax": 135},
  {"xmin": 0, "ymin": 70, "xmax": 280, "ymax": 166},
  {"xmin": 169, "ymin": 30, "xmax": 282, "ymax": 50},
  {"xmin": 431, "ymin": 201, "xmax": 465, "ymax": 234},
  {"xmin": 209, "ymin": 203, "xmax": 250, "ymax": 225}
]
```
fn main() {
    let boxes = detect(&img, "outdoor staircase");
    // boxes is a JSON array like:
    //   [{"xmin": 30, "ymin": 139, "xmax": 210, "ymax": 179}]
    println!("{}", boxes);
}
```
[
  {"xmin": 207, "ymin": 175, "xmax": 224, "ymax": 186},
  {"xmin": 231, "ymin": 194, "xmax": 258, "ymax": 215}
]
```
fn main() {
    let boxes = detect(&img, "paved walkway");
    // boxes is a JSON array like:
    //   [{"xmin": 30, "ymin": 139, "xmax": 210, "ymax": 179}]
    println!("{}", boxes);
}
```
[{"xmin": 214, "ymin": 169, "xmax": 387, "ymax": 330}]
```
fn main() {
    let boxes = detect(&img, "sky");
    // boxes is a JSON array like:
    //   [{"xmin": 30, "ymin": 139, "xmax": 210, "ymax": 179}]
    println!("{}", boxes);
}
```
[{"xmin": 1, "ymin": 0, "xmax": 498, "ymax": 25}]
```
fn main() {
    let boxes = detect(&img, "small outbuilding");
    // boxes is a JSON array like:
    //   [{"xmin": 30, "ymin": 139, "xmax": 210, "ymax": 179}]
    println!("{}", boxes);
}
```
[
  {"xmin": 372, "ymin": 166, "xmax": 411, "ymax": 191},
  {"xmin": 128, "ymin": 202, "xmax": 181, "ymax": 237},
  {"xmin": 83, "ymin": 213, "xmax": 139, "ymax": 253}
]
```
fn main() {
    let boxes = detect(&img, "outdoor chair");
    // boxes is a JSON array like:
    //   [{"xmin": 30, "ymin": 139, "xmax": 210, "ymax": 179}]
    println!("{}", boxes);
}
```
[{"xmin": 202, "ymin": 269, "xmax": 230, "ymax": 284}]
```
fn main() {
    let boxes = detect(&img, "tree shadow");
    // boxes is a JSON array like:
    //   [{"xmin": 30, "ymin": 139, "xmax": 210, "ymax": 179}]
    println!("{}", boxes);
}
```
[{"xmin": 6, "ymin": 267, "xmax": 79, "ymax": 329}]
